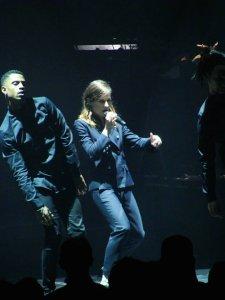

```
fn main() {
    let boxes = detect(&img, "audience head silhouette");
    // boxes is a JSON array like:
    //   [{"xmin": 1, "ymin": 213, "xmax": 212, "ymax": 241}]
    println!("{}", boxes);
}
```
[
  {"xmin": 208, "ymin": 261, "xmax": 225, "ymax": 290},
  {"xmin": 160, "ymin": 235, "xmax": 197, "ymax": 287},
  {"xmin": 161, "ymin": 235, "xmax": 194, "ymax": 263},
  {"xmin": 59, "ymin": 236, "xmax": 93, "ymax": 276}
]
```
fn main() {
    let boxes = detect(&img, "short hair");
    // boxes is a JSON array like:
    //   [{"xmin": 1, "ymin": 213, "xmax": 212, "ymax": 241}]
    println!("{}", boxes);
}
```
[{"xmin": 1, "ymin": 70, "xmax": 25, "ymax": 87}]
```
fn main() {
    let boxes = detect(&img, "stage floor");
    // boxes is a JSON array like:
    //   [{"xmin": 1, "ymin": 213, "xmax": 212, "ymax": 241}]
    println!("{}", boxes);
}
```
[{"xmin": 49, "ymin": 268, "xmax": 209, "ymax": 289}]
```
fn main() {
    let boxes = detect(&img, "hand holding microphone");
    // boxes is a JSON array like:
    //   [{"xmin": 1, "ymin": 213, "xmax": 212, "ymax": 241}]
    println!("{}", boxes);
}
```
[
  {"xmin": 104, "ymin": 110, "xmax": 117, "ymax": 123},
  {"xmin": 104, "ymin": 111, "xmax": 117, "ymax": 132},
  {"xmin": 104, "ymin": 111, "xmax": 126, "ymax": 126},
  {"xmin": 102, "ymin": 111, "xmax": 126, "ymax": 136}
]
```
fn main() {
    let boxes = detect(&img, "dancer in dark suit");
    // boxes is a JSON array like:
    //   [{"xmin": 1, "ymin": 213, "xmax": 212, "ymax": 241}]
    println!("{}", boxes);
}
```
[
  {"xmin": 193, "ymin": 44, "xmax": 225, "ymax": 218},
  {"xmin": 0, "ymin": 70, "xmax": 87, "ymax": 294},
  {"xmin": 74, "ymin": 80, "xmax": 162, "ymax": 286}
]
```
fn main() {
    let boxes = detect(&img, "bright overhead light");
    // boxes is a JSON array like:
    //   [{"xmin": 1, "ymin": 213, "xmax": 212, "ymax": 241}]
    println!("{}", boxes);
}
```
[{"xmin": 74, "ymin": 44, "xmax": 138, "ymax": 51}]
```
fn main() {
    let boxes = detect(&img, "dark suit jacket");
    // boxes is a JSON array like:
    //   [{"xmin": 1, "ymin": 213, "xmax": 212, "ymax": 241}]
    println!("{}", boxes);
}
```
[
  {"xmin": 74, "ymin": 119, "xmax": 151, "ymax": 191},
  {"xmin": 0, "ymin": 97, "xmax": 80, "ymax": 208}
]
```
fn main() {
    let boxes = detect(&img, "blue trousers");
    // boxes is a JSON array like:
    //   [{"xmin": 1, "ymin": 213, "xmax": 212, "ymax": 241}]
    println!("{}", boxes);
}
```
[
  {"xmin": 40, "ymin": 189, "xmax": 85, "ymax": 290},
  {"xmin": 92, "ymin": 188, "xmax": 145, "ymax": 277}
]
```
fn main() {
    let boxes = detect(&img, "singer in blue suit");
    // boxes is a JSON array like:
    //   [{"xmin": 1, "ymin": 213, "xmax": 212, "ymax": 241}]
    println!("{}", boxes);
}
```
[{"xmin": 74, "ymin": 80, "xmax": 162, "ymax": 287}]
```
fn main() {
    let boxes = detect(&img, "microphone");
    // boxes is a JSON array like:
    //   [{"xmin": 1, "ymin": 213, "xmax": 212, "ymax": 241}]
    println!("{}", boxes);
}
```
[
  {"xmin": 104, "ymin": 111, "xmax": 126, "ymax": 126},
  {"xmin": 115, "ymin": 115, "xmax": 126, "ymax": 126}
]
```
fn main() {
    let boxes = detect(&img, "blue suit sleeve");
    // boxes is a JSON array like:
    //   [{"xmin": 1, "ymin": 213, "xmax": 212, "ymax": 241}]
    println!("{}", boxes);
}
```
[
  {"xmin": 122, "ymin": 125, "xmax": 152, "ymax": 150},
  {"xmin": 74, "ymin": 119, "xmax": 110, "ymax": 164},
  {"xmin": 1, "ymin": 136, "xmax": 44, "ymax": 209}
]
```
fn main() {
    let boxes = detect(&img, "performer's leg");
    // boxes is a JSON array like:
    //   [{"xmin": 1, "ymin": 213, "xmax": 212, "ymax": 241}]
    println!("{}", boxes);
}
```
[
  {"xmin": 56, "ymin": 190, "xmax": 86, "ymax": 237},
  {"xmin": 92, "ymin": 189, "xmax": 131, "ymax": 278},
  {"xmin": 41, "ymin": 194, "xmax": 63, "ymax": 293},
  {"xmin": 118, "ymin": 188, "xmax": 145, "ymax": 256}
]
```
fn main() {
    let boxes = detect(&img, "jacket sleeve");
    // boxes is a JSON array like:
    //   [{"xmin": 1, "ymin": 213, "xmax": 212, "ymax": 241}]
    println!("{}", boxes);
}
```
[
  {"xmin": 46, "ymin": 97, "xmax": 80, "ymax": 178},
  {"xmin": 74, "ymin": 119, "xmax": 111, "ymax": 164},
  {"xmin": 1, "ymin": 135, "xmax": 44, "ymax": 209},
  {"xmin": 197, "ymin": 106, "xmax": 217, "ymax": 203},
  {"xmin": 122, "ymin": 125, "xmax": 152, "ymax": 150}
]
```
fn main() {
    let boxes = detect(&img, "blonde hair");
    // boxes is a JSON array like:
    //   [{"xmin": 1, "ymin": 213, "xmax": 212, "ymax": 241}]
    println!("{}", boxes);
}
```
[{"xmin": 78, "ymin": 80, "xmax": 116, "ymax": 127}]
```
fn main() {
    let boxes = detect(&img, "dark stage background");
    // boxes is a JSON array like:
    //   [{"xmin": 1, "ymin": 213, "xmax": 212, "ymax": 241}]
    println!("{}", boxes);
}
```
[{"xmin": 1, "ymin": 0, "xmax": 225, "ymax": 281}]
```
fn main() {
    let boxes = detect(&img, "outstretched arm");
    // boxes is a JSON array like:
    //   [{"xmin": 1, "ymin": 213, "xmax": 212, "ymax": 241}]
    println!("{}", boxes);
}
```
[{"xmin": 123, "ymin": 125, "xmax": 162, "ymax": 150}]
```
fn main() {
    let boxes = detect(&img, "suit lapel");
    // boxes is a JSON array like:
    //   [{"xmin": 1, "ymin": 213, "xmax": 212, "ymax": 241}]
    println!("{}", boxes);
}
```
[{"xmin": 109, "ymin": 126, "xmax": 120, "ymax": 150}]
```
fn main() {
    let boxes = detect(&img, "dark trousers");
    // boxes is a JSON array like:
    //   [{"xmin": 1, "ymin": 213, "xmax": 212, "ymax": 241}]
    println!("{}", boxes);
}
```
[
  {"xmin": 40, "ymin": 189, "xmax": 85, "ymax": 290},
  {"xmin": 92, "ymin": 188, "xmax": 145, "ymax": 277}
]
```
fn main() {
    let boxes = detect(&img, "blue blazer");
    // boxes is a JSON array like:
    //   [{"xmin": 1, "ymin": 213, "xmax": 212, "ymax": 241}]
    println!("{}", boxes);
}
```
[{"xmin": 74, "ymin": 119, "xmax": 151, "ymax": 191}]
